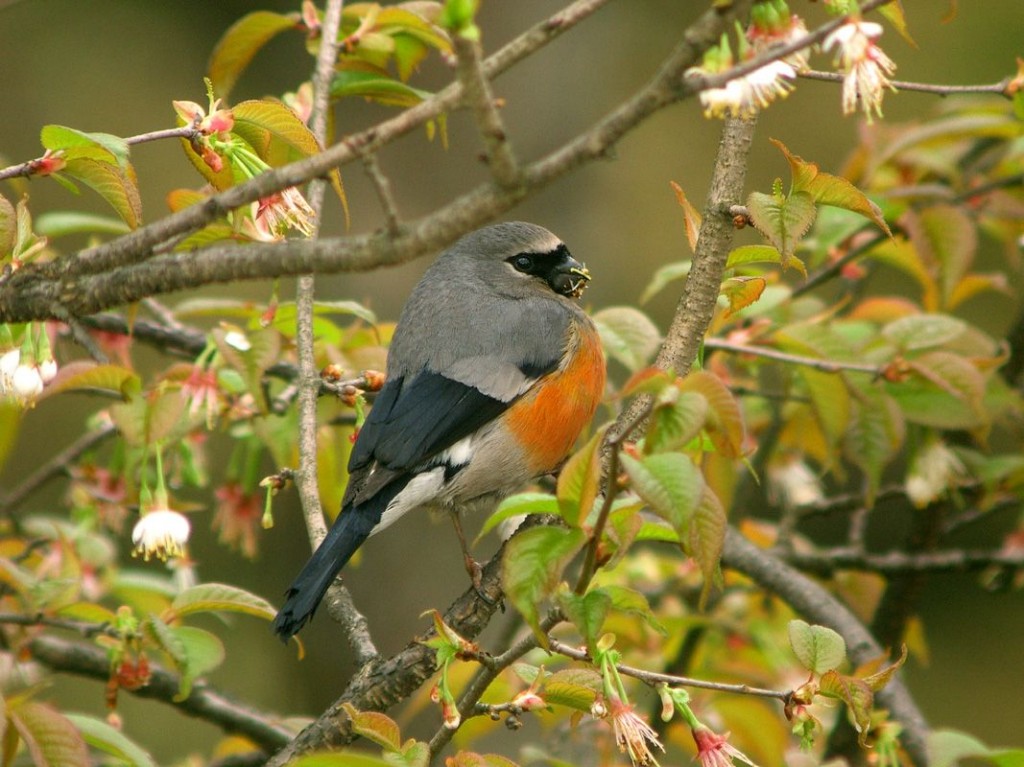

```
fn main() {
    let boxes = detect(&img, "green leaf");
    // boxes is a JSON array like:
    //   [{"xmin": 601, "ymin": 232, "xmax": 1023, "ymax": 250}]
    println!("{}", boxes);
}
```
[
  {"xmin": 331, "ymin": 68, "xmax": 433, "ymax": 108},
  {"xmin": 689, "ymin": 486, "xmax": 726, "ymax": 608},
  {"xmin": 771, "ymin": 139, "xmax": 891, "ymax": 237},
  {"xmin": 882, "ymin": 313, "xmax": 967, "ymax": 351},
  {"xmin": 679, "ymin": 371, "xmax": 745, "ymax": 458},
  {"xmin": 601, "ymin": 584, "xmax": 667, "ymax": 634},
  {"xmin": 9, "ymin": 700, "xmax": 90, "ymax": 767},
  {"xmin": 0, "ymin": 193, "xmax": 16, "ymax": 254},
  {"xmin": 892, "ymin": 351, "xmax": 987, "ymax": 430},
  {"xmin": 61, "ymin": 156, "xmax": 142, "ymax": 229},
  {"xmin": 556, "ymin": 588, "xmax": 610, "ymax": 652},
  {"xmin": 592, "ymin": 306, "xmax": 661, "ymax": 372},
  {"xmin": 34, "ymin": 210, "xmax": 131, "ymax": 238},
  {"xmin": 207, "ymin": 11, "xmax": 300, "ymax": 98},
  {"xmin": 232, "ymin": 99, "xmax": 346, "ymax": 211},
  {"xmin": 168, "ymin": 582, "xmax": 278, "ymax": 621},
  {"xmin": 502, "ymin": 526, "xmax": 585, "ymax": 645},
  {"xmin": 746, "ymin": 189, "xmax": 816, "ymax": 258},
  {"xmin": 788, "ymin": 619, "xmax": 847, "ymax": 674},
  {"xmin": 477, "ymin": 492, "xmax": 558, "ymax": 541},
  {"xmin": 65, "ymin": 713, "xmax": 157, "ymax": 767},
  {"xmin": 41, "ymin": 125, "xmax": 130, "ymax": 168},
  {"xmin": 640, "ymin": 260, "xmax": 690, "ymax": 304},
  {"xmin": 556, "ymin": 427, "xmax": 607, "ymax": 527},
  {"xmin": 173, "ymin": 625, "xmax": 226, "ymax": 698},
  {"xmin": 342, "ymin": 704, "xmax": 402, "ymax": 752},
  {"xmin": 543, "ymin": 667, "xmax": 602, "ymax": 712},
  {"xmin": 645, "ymin": 389, "xmax": 708, "ymax": 454},
  {"xmin": 928, "ymin": 730, "xmax": 999, "ymax": 767},
  {"xmin": 620, "ymin": 452, "xmax": 703, "ymax": 535},
  {"xmin": 843, "ymin": 387, "xmax": 904, "ymax": 505},
  {"xmin": 904, "ymin": 205, "xmax": 978, "ymax": 309},
  {"xmin": 819, "ymin": 670, "xmax": 873, "ymax": 742},
  {"xmin": 726, "ymin": 244, "xmax": 784, "ymax": 269},
  {"xmin": 145, "ymin": 614, "xmax": 188, "ymax": 670},
  {"xmin": 36, "ymin": 361, "xmax": 141, "ymax": 403}
]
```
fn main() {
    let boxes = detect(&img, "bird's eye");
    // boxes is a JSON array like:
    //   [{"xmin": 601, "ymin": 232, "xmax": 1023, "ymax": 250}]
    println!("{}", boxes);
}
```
[{"xmin": 512, "ymin": 254, "xmax": 534, "ymax": 272}]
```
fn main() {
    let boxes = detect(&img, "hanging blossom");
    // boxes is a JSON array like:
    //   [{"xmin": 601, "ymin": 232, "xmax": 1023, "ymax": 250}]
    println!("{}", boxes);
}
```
[
  {"xmin": 691, "ymin": 726, "xmax": 759, "ymax": 767},
  {"xmin": 605, "ymin": 695, "xmax": 665, "ymax": 766},
  {"xmin": 173, "ymin": 80, "xmax": 316, "ymax": 238},
  {"xmin": 688, "ymin": 29, "xmax": 796, "ymax": 119},
  {"xmin": 823, "ymin": 18, "xmax": 897, "ymax": 120},
  {"xmin": 132, "ymin": 508, "xmax": 191, "ymax": 561}
]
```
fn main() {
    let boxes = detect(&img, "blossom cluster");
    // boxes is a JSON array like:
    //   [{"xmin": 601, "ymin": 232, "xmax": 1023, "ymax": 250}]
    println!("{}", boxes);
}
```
[{"xmin": 689, "ymin": 0, "xmax": 898, "ymax": 121}]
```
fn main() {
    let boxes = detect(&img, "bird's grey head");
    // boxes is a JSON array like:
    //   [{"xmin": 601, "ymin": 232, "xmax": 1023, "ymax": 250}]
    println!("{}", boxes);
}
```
[{"xmin": 444, "ymin": 222, "xmax": 592, "ymax": 300}]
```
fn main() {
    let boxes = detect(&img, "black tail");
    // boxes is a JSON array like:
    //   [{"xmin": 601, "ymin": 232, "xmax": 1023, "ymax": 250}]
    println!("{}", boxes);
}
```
[{"xmin": 272, "ymin": 505, "xmax": 376, "ymax": 640}]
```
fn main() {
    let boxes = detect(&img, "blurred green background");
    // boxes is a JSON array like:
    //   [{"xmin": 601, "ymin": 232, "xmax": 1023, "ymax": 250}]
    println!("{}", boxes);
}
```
[{"xmin": 1, "ymin": 0, "xmax": 1022, "ymax": 762}]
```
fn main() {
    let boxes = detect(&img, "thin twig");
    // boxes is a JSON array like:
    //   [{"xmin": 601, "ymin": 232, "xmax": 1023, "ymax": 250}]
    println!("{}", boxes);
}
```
[
  {"xmin": 452, "ymin": 33, "xmax": 520, "ymax": 188},
  {"xmin": 548, "ymin": 639, "xmax": 790, "ymax": 701},
  {"xmin": 293, "ymin": 0, "xmax": 379, "ymax": 667},
  {"xmin": 800, "ymin": 69, "xmax": 1011, "ymax": 98},
  {"xmin": 704, "ymin": 338, "xmax": 885, "ymax": 375},
  {"xmin": 361, "ymin": 155, "xmax": 402, "ymax": 235}
]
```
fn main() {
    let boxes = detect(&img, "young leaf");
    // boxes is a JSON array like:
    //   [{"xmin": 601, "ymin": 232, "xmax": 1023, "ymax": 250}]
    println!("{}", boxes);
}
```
[
  {"xmin": 592, "ymin": 306, "xmax": 662, "ymax": 373},
  {"xmin": 64, "ymin": 713, "xmax": 157, "ymax": 767},
  {"xmin": 556, "ymin": 587, "xmax": 611, "ymax": 652},
  {"xmin": 645, "ymin": 389, "xmax": 708, "ymax": 454},
  {"xmin": 725, "ymin": 244, "xmax": 784, "ymax": 269},
  {"xmin": 544, "ymin": 668, "xmax": 602, "ymax": 712},
  {"xmin": 557, "ymin": 426, "xmax": 607, "ymax": 528},
  {"xmin": 819, "ymin": 670, "xmax": 873, "ymax": 743},
  {"xmin": 679, "ymin": 371, "xmax": 745, "ymax": 458},
  {"xmin": 620, "ymin": 452, "xmax": 703, "ymax": 535},
  {"xmin": 601, "ymin": 584, "xmax": 667, "ymax": 635},
  {"xmin": 843, "ymin": 387, "xmax": 904, "ymax": 505},
  {"xmin": 35, "ymin": 361, "xmax": 141, "ymax": 403},
  {"xmin": 882, "ymin": 313, "xmax": 967, "ymax": 351},
  {"xmin": 8, "ymin": 700, "xmax": 90, "ymax": 767},
  {"xmin": 61, "ymin": 156, "xmax": 142, "ymax": 228},
  {"xmin": 720, "ymin": 276, "xmax": 767, "ymax": 317},
  {"xmin": 331, "ymin": 69, "xmax": 433, "ymax": 107},
  {"xmin": 788, "ymin": 619, "xmax": 847, "ymax": 674},
  {"xmin": 34, "ymin": 210, "xmax": 131, "ymax": 238},
  {"xmin": 0, "ymin": 192, "xmax": 16, "ymax": 254},
  {"xmin": 502, "ymin": 526, "xmax": 586, "ymax": 644},
  {"xmin": 167, "ymin": 582, "xmax": 278, "ymax": 621},
  {"xmin": 41, "ymin": 125, "xmax": 130, "ymax": 168},
  {"xmin": 689, "ymin": 485, "xmax": 726, "ymax": 607},
  {"xmin": 207, "ymin": 11, "xmax": 300, "ymax": 98},
  {"xmin": 893, "ymin": 351, "xmax": 987, "ymax": 430},
  {"xmin": 746, "ymin": 189, "xmax": 816, "ymax": 258},
  {"xmin": 477, "ymin": 492, "xmax": 559, "ymax": 541},
  {"xmin": 904, "ymin": 205, "xmax": 978, "ymax": 309},
  {"xmin": 670, "ymin": 181, "xmax": 702, "ymax": 253},
  {"xmin": 771, "ymin": 139, "xmax": 891, "ymax": 237},
  {"xmin": 341, "ymin": 703, "xmax": 402, "ymax": 752},
  {"xmin": 173, "ymin": 625, "xmax": 226, "ymax": 698}
]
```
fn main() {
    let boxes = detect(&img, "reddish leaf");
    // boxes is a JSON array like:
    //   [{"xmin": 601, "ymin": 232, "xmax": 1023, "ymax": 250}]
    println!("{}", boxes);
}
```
[
  {"xmin": 819, "ymin": 670, "xmax": 874, "ymax": 743},
  {"xmin": 720, "ymin": 276, "xmax": 767, "ymax": 317},
  {"xmin": 9, "ymin": 700, "xmax": 90, "ymax": 767},
  {"xmin": 689, "ymin": 485, "xmax": 726, "ymax": 607},
  {"xmin": 670, "ymin": 180, "xmax": 702, "ymax": 253}
]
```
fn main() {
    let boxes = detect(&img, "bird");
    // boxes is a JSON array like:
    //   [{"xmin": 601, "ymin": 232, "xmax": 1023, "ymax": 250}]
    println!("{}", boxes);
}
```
[{"xmin": 273, "ymin": 221, "xmax": 606, "ymax": 640}]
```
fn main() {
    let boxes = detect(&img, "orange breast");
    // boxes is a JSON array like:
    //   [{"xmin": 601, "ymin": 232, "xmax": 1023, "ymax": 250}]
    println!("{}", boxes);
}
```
[{"xmin": 506, "ymin": 318, "xmax": 606, "ymax": 473}]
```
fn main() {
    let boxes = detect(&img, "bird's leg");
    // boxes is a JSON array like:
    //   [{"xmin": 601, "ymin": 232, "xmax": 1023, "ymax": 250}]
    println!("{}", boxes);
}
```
[{"xmin": 448, "ymin": 509, "xmax": 493, "ymax": 603}]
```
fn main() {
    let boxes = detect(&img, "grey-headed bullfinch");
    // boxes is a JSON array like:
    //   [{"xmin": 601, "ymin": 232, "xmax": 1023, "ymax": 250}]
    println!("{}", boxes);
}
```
[{"xmin": 273, "ymin": 222, "xmax": 605, "ymax": 640}]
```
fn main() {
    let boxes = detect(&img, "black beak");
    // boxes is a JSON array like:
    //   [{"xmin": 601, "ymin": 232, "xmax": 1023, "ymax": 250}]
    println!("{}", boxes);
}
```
[{"xmin": 551, "ymin": 256, "xmax": 591, "ymax": 298}]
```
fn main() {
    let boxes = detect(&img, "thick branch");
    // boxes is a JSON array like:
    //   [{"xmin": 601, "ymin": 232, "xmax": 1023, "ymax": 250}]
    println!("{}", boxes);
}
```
[
  {"xmin": 0, "ymin": 0, "xmax": 746, "ymax": 324},
  {"xmin": 28, "ymin": 634, "xmax": 292, "ymax": 753}
]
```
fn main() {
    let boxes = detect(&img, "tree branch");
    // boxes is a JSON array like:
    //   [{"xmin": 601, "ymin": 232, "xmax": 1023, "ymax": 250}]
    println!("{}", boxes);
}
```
[
  {"xmin": 721, "ymin": 528, "xmax": 930, "ymax": 767},
  {"xmin": 27, "ymin": 633, "xmax": 293, "ymax": 753}
]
